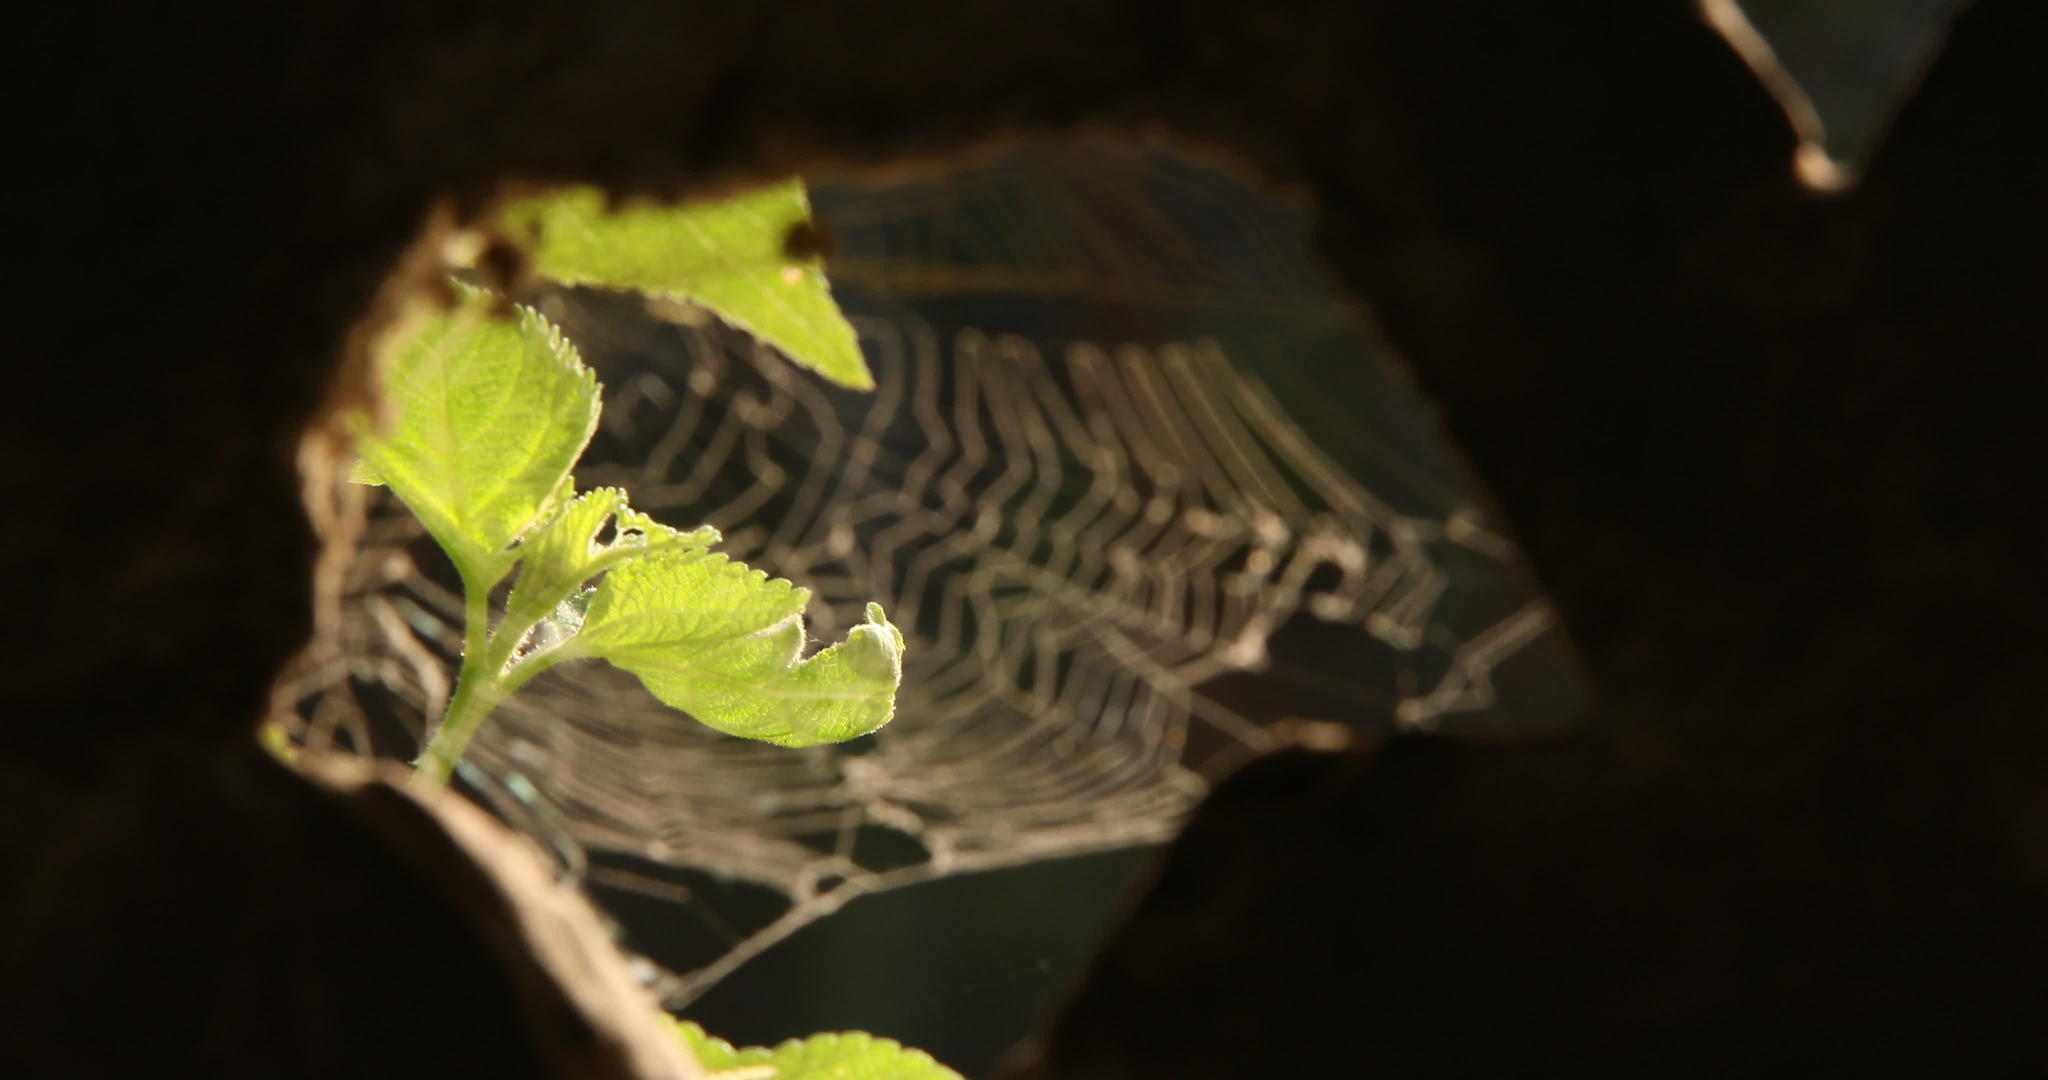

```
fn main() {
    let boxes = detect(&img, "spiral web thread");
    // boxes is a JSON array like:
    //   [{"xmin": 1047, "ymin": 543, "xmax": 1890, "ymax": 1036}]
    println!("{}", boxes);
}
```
[{"xmin": 284, "ymin": 144, "xmax": 1577, "ymax": 1005}]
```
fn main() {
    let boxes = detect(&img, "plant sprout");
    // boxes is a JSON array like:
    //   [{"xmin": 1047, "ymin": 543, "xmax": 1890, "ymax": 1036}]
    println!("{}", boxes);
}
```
[{"xmin": 347, "ymin": 180, "xmax": 902, "ymax": 786}]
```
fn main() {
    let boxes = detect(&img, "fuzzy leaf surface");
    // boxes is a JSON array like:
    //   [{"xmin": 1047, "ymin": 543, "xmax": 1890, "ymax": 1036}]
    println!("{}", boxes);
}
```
[
  {"xmin": 502, "ymin": 180, "xmax": 872, "ymax": 389},
  {"xmin": 349, "ymin": 291, "xmax": 597, "ymax": 588},
  {"xmin": 673, "ymin": 1021, "xmax": 961, "ymax": 1080},
  {"xmin": 567, "ymin": 551, "xmax": 903, "ymax": 746},
  {"xmin": 503, "ymin": 486, "xmax": 720, "ymax": 632}
]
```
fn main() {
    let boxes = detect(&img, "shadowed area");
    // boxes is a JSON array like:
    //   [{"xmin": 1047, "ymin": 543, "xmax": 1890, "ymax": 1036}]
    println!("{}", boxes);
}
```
[{"xmin": 3, "ymin": 0, "xmax": 2041, "ymax": 1075}]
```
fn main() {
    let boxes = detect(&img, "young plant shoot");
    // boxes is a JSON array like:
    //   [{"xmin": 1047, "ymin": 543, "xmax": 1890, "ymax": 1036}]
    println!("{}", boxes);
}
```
[
  {"xmin": 348, "ymin": 180, "xmax": 903, "ymax": 788},
  {"xmin": 341, "ymin": 176, "xmax": 947, "ymax": 1080}
]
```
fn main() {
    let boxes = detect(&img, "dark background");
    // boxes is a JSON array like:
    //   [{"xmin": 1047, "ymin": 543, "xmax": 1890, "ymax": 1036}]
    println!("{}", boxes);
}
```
[
  {"xmin": 618, "ymin": 7, "xmax": 1968, "ymax": 1073},
  {"xmin": 5, "ymin": 0, "xmax": 2031, "ymax": 1075}
]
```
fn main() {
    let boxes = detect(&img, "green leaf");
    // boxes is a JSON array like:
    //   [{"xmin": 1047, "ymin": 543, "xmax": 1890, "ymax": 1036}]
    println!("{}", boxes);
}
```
[
  {"xmin": 672, "ymin": 1021, "xmax": 962, "ymax": 1080},
  {"xmin": 503, "ymin": 486, "xmax": 720, "ymax": 633},
  {"xmin": 564, "ymin": 551, "xmax": 904, "ymax": 746},
  {"xmin": 501, "ymin": 180, "xmax": 873, "ymax": 389},
  {"xmin": 348, "ymin": 288, "xmax": 598, "ymax": 590}
]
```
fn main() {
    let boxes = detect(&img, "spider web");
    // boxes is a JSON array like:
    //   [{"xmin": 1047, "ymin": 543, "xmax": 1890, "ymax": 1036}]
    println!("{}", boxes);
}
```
[{"xmin": 283, "ymin": 143, "xmax": 1581, "ymax": 1007}]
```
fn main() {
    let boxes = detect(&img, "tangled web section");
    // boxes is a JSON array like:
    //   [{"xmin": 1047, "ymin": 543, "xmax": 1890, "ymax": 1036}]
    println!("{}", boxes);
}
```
[{"xmin": 285, "ymin": 144, "xmax": 1580, "ymax": 1005}]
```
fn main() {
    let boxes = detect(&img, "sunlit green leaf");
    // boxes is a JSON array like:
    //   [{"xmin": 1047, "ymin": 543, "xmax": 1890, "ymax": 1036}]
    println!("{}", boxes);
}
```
[
  {"xmin": 501, "ymin": 179, "xmax": 872, "ymax": 389},
  {"xmin": 347, "ymin": 458, "xmax": 385, "ymax": 485},
  {"xmin": 673, "ymin": 1020, "xmax": 962, "ymax": 1080},
  {"xmin": 348, "ymin": 289, "xmax": 597, "ymax": 590},
  {"xmin": 565, "ymin": 551, "xmax": 904, "ymax": 746},
  {"xmin": 503, "ymin": 486, "xmax": 720, "ymax": 633}
]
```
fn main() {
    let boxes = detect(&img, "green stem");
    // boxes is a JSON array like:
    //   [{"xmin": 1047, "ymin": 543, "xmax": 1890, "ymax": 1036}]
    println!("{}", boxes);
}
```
[
  {"xmin": 413, "ymin": 577, "xmax": 505, "ymax": 789},
  {"xmin": 499, "ymin": 644, "xmax": 573, "ymax": 697}
]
